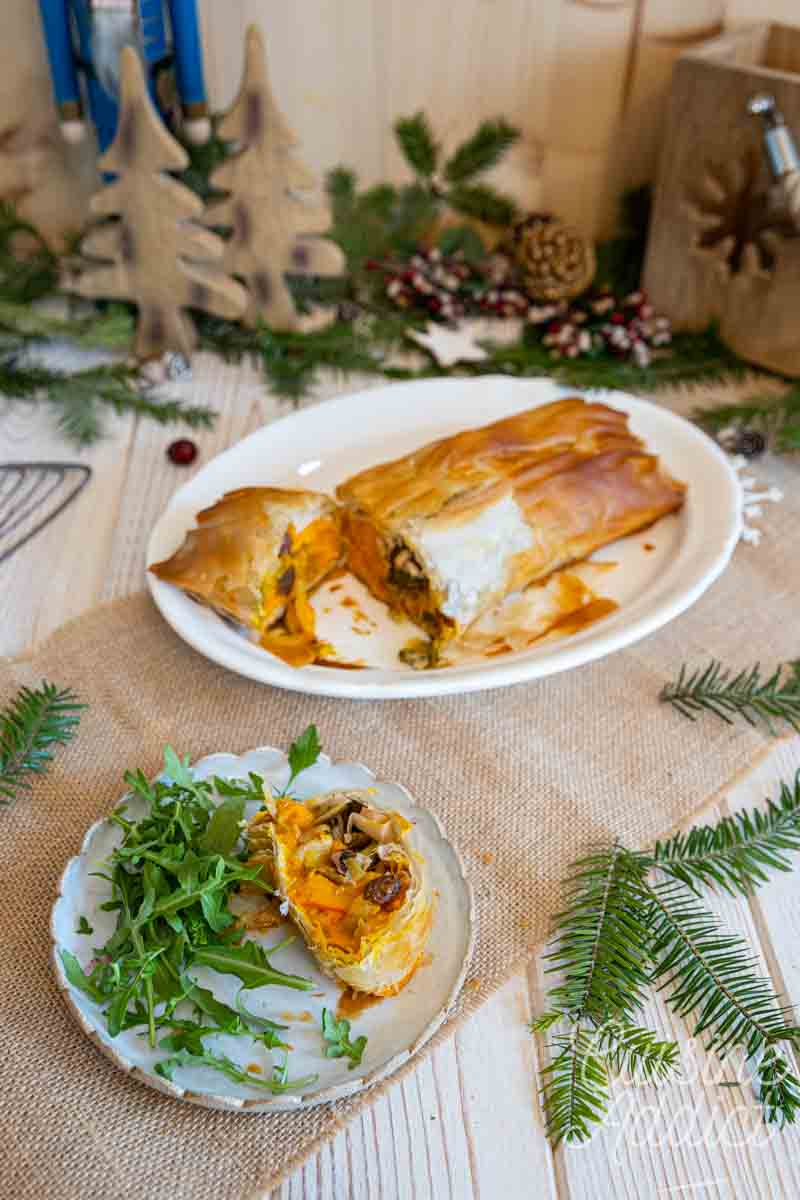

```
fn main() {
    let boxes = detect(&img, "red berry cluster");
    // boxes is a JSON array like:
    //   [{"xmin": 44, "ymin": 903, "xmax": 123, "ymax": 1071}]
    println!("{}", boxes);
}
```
[
  {"xmin": 537, "ymin": 290, "xmax": 672, "ymax": 366},
  {"xmin": 379, "ymin": 249, "xmax": 529, "ymax": 320},
  {"xmin": 379, "ymin": 251, "xmax": 672, "ymax": 368}
]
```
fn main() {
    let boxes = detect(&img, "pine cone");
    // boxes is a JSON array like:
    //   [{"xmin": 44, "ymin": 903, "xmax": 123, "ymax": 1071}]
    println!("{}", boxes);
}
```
[{"xmin": 507, "ymin": 213, "xmax": 595, "ymax": 302}]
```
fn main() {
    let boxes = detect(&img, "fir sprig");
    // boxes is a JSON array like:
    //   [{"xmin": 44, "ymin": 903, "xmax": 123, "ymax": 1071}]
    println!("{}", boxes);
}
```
[
  {"xmin": 542, "ymin": 845, "xmax": 654, "ymax": 1022},
  {"xmin": 443, "ymin": 118, "xmax": 520, "ymax": 184},
  {"xmin": 645, "ymin": 876, "xmax": 798, "ymax": 1060},
  {"xmin": 445, "ymin": 183, "xmax": 518, "ymax": 228},
  {"xmin": 0, "ymin": 681, "xmax": 84, "ymax": 804},
  {"xmin": 534, "ymin": 778, "xmax": 800, "ymax": 1145},
  {"xmin": 653, "ymin": 774, "xmax": 800, "ymax": 897},
  {"xmin": 660, "ymin": 659, "xmax": 800, "ymax": 733},
  {"xmin": 533, "ymin": 846, "xmax": 681, "ymax": 1144},
  {"xmin": 0, "ymin": 359, "xmax": 215, "ymax": 447},
  {"xmin": 393, "ymin": 113, "xmax": 439, "ymax": 178},
  {"xmin": 0, "ymin": 201, "xmax": 61, "ymax": 304},
  {"xmin": 536, "ymin": 1022, "xmax": 611, "ymax": 1145}
]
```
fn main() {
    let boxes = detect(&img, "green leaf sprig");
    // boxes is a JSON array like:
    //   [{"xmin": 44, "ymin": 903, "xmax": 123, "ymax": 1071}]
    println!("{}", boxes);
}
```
[
  {"xmin": 155, "ymin": 1046, "xmax": 318, "ymax": 1096},
  {"xmin": 661, "ymin": 658, "xmax": 800, "ymax": 733},
  {"xmin": 321, "ymin": 1008, "xmax": 368, "ymax": 1069},
  {"xmin": 0, "ymin": 681, "xmax": 84, "ymax": 805},
  {"xmin": 282, "ymin": 724, "xmax": 322, "ymax": 795}
]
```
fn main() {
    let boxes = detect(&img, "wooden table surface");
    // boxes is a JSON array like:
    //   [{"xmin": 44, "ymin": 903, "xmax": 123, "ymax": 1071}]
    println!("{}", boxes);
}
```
[{"xmin": 3, "ymin": 355, "xmax": 800, "ymax": 1200}]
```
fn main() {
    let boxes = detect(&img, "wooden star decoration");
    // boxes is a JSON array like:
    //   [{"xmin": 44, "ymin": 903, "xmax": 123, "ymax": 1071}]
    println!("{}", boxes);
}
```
[{"xmin": 406, "ymin": 321, "xmax": 489, "ymax": 367}]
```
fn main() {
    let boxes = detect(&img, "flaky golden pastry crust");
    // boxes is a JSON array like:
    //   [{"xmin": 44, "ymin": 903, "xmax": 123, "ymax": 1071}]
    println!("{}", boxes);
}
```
[
  {"xmin": 337, "ymin": 398, "xmax": 686, "ymax": 639},
  {"xmin": 148, "ymin": 487, "xmax": 341, "ymax": 630}
]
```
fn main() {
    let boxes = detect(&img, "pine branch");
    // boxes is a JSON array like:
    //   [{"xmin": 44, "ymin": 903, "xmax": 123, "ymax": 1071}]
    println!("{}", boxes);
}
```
[
  {"xmin": 693, "ymin": 385, "xmax": 800, "ymax": 454},
  {"xmin": 596, "ymin": 1019, "xmax": 680, "ymax": 1082},
  {"xmin": 446, "ymin": 182, "xmax": 518, "ymax": 227},
  {"xmin": 533, "ymin": 846, "xmax": 680, "ymax": 1145},
  {"xmin": 393, "ymin": 113, "xmax": 439, "ymax": 178},
  {"xmin": 660, "ymin": 659, "xmax": 800, "ymax": 734},
  {"xmin": 652, "ymin": 773, "xmax": 800, "ymax": 897},
  {"xmin": 643, "ymin": 874, "xmax": 800, "ymax": 1124},
  {"xmin": 0, "ymin": 200, "xmax": 60, "ymax": 304},
  {"xmin": 543, "ymin": 844, "xmax": 654, "ymax": 1022},
  {"xmin": 759, "ymin": 1043, "xmax": 800, "ymax": 1127},
  {"xmin": 537, "ymin": 1021, "xmax": 610, "ymax": 1146},
  {"xmin": 0, "ymin": 299, "xmax": 132, "ymax": 348},
  {"xmin": 443, "ymin": 118, "xmax": 520, "ymax": 184},
  {"xmin": 0, "ymin": 360, "xmax": 215, "ymax": 447},
  {"xmin": 0, "ymin": 682, "xmax": 85, "ymax": 804}
]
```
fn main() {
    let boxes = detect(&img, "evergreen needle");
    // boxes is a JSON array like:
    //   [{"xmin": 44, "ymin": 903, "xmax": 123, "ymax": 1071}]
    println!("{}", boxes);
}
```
[
  {"xmin": 0, "ymin": 681, "xmax": 85, "ymax": 804},
  {"xmin": 653, "ymin": 772, "xmax": 800, "ymax": 897},
  {"xmin": 534, "ymin": 775, "xmax": 800, "ymax": 1145},
  {"xmin": 660, "ymin": 659, "xmax": 800, "ymax": 734}
]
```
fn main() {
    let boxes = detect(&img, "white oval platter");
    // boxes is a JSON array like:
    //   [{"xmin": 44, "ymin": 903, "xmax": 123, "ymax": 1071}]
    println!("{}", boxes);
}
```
[
  {"xmin": 146, "ymin": 375, "xmax": 741, "ymax": 699},
  {"xmin": 51, "ymin": 747, "xmax": 474, "ymax": 1111}
]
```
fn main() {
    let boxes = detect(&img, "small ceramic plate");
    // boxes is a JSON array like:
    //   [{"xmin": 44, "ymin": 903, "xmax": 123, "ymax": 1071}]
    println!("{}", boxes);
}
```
[
  {"xmin": 51, "ymin": 748, "xmax": 474, "ymax": 1111},
  {"xmin": 146, "ymin": 376, "xmax": 741, "ymax": 699}
]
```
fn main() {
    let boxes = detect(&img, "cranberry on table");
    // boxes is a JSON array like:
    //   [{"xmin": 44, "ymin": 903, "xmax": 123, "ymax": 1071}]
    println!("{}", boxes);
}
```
[{"xmin": 167, "ymin": 438, "xmax": 198, "ymax": 466}]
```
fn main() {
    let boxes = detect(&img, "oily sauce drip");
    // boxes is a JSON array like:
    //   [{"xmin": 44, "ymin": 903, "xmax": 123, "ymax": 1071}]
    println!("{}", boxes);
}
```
[
  {"xmin": 336, "ymin": 987, "xmax": 386, "ymax": 1019},
  {"xmin": 549, "ymin": 597, "xmax": 618, "ymax": 637}
]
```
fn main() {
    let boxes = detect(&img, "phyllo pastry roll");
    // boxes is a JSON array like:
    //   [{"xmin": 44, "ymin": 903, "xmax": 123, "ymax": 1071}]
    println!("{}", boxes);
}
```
[
  {"xmin": 337, "ymin": 398, "xmax": 685, "ymax": 654},
  {"xmin": 149, "ymin": 487, "xmax": 342, "ymax": 666},
  {"xmin": 247, "ymin": 790, "xmax": 432, "ymax": 996}
]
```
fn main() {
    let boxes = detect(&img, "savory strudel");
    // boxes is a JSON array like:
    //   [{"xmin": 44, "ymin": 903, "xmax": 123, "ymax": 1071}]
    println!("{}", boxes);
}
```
[
  {"xmin": 337, "ymin": 398, "xmax": 685, "ymax": 655},
  {"xmin": 246, "ymin": 789, "xmax": 432, "ymax": 995},
  {"xmin": 149, "ymin": 487, "xmax": 342, "ymax": 665}
]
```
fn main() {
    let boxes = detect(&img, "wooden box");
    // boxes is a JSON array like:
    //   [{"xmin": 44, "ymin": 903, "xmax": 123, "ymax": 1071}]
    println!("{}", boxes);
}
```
[{"xmin": 643, "ymin": 23, "xmax": 800, "ymax": 377}]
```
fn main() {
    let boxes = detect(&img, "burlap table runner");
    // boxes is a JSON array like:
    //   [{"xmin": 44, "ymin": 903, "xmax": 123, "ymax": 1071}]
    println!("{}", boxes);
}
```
[{"xmin": 2, "ymin": 382, "xmax": 798, "ymax": 1198}]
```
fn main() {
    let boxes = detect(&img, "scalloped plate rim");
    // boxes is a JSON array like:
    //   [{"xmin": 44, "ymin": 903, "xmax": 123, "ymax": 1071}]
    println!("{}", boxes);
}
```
[
  {"xmin": 145, "ymin": 376, "xmax": 742, "ymax": 699},
  {"xmin": 50, "ymin": 747, "xmax": 475, "ymax": 1111}
]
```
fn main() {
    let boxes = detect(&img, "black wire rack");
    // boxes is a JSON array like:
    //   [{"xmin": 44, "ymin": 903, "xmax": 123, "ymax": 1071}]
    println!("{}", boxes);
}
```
[{"xmin": 0, "ymin": 463, "xmax": 92, "ymax": 566}]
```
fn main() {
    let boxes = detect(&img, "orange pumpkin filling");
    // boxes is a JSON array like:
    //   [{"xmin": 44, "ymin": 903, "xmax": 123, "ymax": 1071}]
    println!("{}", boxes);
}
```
[
  {"xmin": 256, "ymin": 516, "xmax": 341, "ymax": 666},
  {"xmin": 341, "ymin": 511, "xmax": 453, "ymax": 645},
  {"xmin": 273, "ymin": 797, "xmax": 411, "ymax": 957}
]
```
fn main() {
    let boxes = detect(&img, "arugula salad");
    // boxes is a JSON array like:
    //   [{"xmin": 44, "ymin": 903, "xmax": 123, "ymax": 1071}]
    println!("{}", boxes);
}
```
[{"xmin": 61, "ymin": 726, "xmax": 367, "ymax": 1096}]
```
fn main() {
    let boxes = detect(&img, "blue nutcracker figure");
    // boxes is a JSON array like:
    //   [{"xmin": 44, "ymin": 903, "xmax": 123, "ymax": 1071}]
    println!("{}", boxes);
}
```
[{"xmin": 37, "ymin": 0, "xmax": 211, "ymax": 153}]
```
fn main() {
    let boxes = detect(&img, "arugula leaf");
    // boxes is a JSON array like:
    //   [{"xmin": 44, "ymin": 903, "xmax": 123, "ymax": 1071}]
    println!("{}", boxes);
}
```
[
  {"xmin": 155, "ymin": 1046, "xmax": 318, "ymax": 1094},
  {"xmin": 192, "ymin": 939, "xmax": 314, "ymax": 992},
  {"xmin": 59, "ymin": 949, "xmax": 106, "ymax": 1003},
  {"xmin": 162, "ymin": 746, "xmax": 195, "ymax": 790},
  {"xmin": 236, "ymin": 990, "xmax": 290, "ymax": 1049},
  {"xmin": 197, "ymin": 794, "xmax": 246, "ymax": 856},
  {"xmin": 75, "ymin": 915, "xmax": 93, "ymax": 935},
  {"xmin": 158, "ymin": 1020, "xmax": 220, "ymax": 1055},
  {"xmin": 106, "ymin": 948, "xmax": 164, "ymax": 1037},
  {"xmin": 180, "ymin": 973, "xmax": 244, "ymax": 1032},
  {"xmin": 321, "ymin": 1008, "xmax": 368, "ymax": 1069},
  {"xmin": 284, "ymin": 725, "xmax": 322, "ymax": 793}
]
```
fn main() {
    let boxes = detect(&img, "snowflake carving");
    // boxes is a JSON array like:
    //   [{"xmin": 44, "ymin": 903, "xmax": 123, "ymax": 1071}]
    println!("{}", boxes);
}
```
[{"xmin": 688, "ymin": 148, "xmax": 794, "ymax": 274}]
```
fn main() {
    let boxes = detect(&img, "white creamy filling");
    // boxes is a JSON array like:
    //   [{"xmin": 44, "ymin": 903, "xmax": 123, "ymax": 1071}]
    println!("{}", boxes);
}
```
[{"xmin": 409, "ymin": 493, "xmax": 534, "ymax": 626}]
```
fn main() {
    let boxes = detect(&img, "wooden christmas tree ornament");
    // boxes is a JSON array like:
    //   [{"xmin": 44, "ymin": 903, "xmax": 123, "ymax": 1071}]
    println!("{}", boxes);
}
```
[
  {"xmin": 643, "ymin": 24, "xmax": 800, "ymax": 377},
  {"xmin": 208, "ymin": 25, "xmax": 344, "ymax": 330},
  {"xmin": 71, "ymin": 48, "xmax": 247, "ymax": 359}
]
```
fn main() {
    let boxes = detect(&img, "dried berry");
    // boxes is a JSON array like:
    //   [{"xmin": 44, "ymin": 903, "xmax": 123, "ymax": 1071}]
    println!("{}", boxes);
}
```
[
  {"xmin": 167, "ymin": 438, "xmax": 197, "ymax": 466},
  {"xmin": 364, "ymin": 873, "xmax": 402, "ymax": 907}
]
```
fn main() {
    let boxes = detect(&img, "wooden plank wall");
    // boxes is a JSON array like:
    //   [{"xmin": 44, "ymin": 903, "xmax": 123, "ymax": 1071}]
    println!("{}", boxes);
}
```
[{"xmin": 3, "ymin": 1, "xmax": 798, "ymax": 246}]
